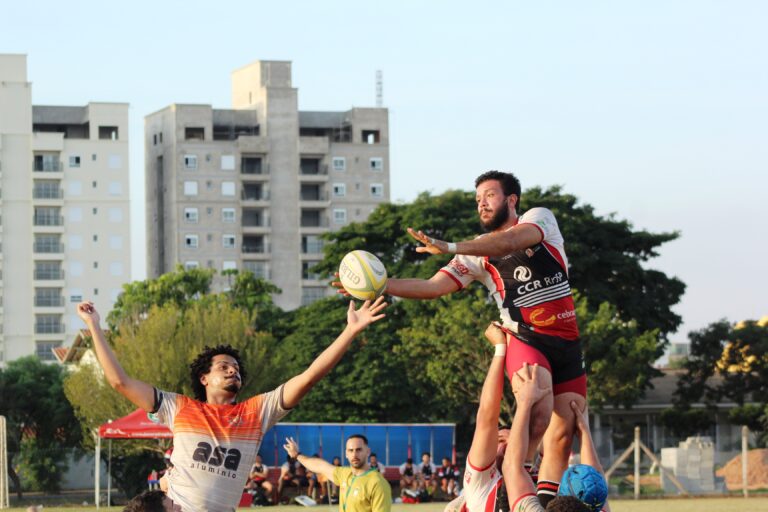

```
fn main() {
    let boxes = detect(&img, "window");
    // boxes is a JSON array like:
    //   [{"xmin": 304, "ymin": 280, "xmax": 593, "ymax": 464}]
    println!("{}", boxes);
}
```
[
  {"xmin": 332, "ymin": 183, "xmax": 346, "ymax": 197},
  {"xmin": 92, "ymin": 154, "xmax": 97, "ymax": 161},
  {"xmin": 222, "ymin": 208, "xmax": 235, "ymax": 223},
  {"xmin": 222, "ymin": 261, "xmax": 237, "ymax": 271},
  {"xmin": 184, "ymin": 208, "xmax": 199, "ymax": 223},
  {"xmin": 69, "ymin": 155, "xmax": 81, "ymax": 168},
  {"xmin": 370, "ymin": 183, "xmax": 384, "ymax": 197},
  {"xmin": 93, "ymin": 234, "xmax": 98, "ymax": 242},
  {"xmin": 92, "ymin": 180, "xmax": 98, "ymax": 188},
  {"xmin": 68, "ymin": 181, "xmax": 82, "ymax": 196},
  {"xmin": 93, "ymin": 261, "xmax": 99, "ymax": 269},
  {"xmin": 222, "ymin": 235, "xmax": 236, "ymax": 248},
  {"xmin": 243, "ymin": 261, "xmax": 269, "ymax": 279},
  {"xmin": 185, "ymin": 235, "xmax": 199, "ymax": 249},
  {"xmin": 221, "ymin": 155, "xmax": 235, "ymax": 171},
  {"xmin": 108, "ymin": 182, "xmax": 122, "ymax": 196},
  {"xmin": 108, "ymin": 208, "xmax": 123, "ymax": 222},
  {"xmin": 153, "ymin": 134, "xmax": 157, "ymax": 145},
  {"xmin": 110, "ymin": 262, "xmax": 124, "ymax": 276},
  {"xmin": 183, "ymin": 181, "xmax": 198, "ymax": 196},
  {"xmin": 36, "ymin": 341, "xmax": 61, "ymax": 361},
  {"xmin": 109, "ymin": 235, "xmax": 123, "ymax": 249},
  {"xmin": 185, "ymin": 261, "xmax": 199, "ymax": 270},
  {"xmin": 362, "ymin": 130, "xmax": 380, "ymax": 144},
  {"xmin": 369, "ymin": 157, "xmax": 383, "ymax": 171},
  {"xmin": 70, "ymin": 293, "xmax": 83, "ymax": 303},
  {"xmin": 301, "ymin": 287, "xmax": 326, "ymax": 306},
  {"xmin": 108, "ymin": 155, "xmax": 122, "ymax": 169},
  {"xmin": 184, "ymin": 155, "xmax": 198, "ymax": 169},
  {"xmin": 332, "ymin": 157, "xmax": 346, "ymax": 171},
  {"xmin": 221, "ymin": 182, "xmax": 235, "ymax": 196},
  {"xmin": 68, "ymin": 208, "xmax": 83, "ymax": 222},
  {"xmin": 70, "ymin": 261, "xmax": 83, "ymax": 277},
  {"xmin": 185, "ymin": 127, "xmax": 205, "ymax": 141},
  {"xmin": 92, "ymin": 207, "xmax": 98, "ymax": 215},
  {"xmin": 302, "ymin": 261, "xmax": 322, "ymax": 280},
  {"xmin": 69, "ymin": 235, "xmax": 83, "ymax": 250},
  {"xmin": 99, "ymin": 126, "xmax": 119, "ymax": 140},
  {"xmin": 302, "ymin": 235, "xmax": 324, "ymax": 254},
  {"xmin": 333, "ymin": 208, "xmax": 347, "ymax": 225}
]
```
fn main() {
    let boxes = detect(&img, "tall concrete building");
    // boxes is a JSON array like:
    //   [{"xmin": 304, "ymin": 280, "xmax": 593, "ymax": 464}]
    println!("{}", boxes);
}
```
[
  {"xmin": 0, "ymin": 54, "xmax": 131, "ymax": 365},
  {"xmin": 146, "ymin": 60, "xmax": 389, "ymax": 310}
]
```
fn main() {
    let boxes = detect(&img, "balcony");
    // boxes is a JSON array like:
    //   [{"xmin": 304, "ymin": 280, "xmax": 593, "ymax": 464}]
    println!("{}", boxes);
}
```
[
  {"xmin": 242, "ymin": 210, "xmax": 269, "ymax": 228},
  {"xmin": 33, "ymin": 215, "xmax": 64, "ymax": 226},
  {"xmin": 300, "ymin": 210, "xmax": 329, "ymax": 228},
  {"xmin": 33, "ymin": 187, "xmax": 64, "ymax": 199},
  {"xmin": 241, "ymin": 157, "xmax": 268, "ymax": 175},
  {"xmin": 33, "ymin": 160, "xmax": 62, "ymax": 172},
  {"xmin": 241, "ymin": 185, "xmax": 270, "ymax": 201},
  {"xmin": 299, "ymin": 159, "xmax": 327, "ymax": 176},
  {"xmin": 33, "ymin": 242, "xmax": 65, "ymax": 253},
  {"xmin": 299, "ymin": 185, "xmax": 328, "ymax": 202},
  {"xmin": 34, "ymin": 296, "xmax": 65, "ymax": 307},
  {"xmin": 34, "ymin": 269, "xmax": 65, "ymax": 280},
  {"xmin": 242, "ymin": 243, "xmax": 270, "ymax": 254}
]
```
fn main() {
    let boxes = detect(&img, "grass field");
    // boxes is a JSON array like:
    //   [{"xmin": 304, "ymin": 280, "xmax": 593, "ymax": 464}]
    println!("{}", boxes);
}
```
[{"xmin": 5, "ymin": 499, "xmax": 768, "ymax": 512}]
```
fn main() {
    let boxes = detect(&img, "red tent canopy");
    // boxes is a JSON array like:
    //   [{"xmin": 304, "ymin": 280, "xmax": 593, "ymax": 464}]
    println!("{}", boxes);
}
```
[{"xmin": 98, "ymin": 409, "xmax": 172, "ymax": 439}]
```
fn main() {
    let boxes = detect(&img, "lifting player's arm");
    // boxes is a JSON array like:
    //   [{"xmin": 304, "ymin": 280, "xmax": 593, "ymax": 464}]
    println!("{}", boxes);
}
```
[
  {"xmin": 571, "ymin": 401, "xmax": 611, "ymax": 512},
  {"xmin": 76, "ymin": 302, "xmax": 156, "ymax": 412},
  {"xmin": 283, "ymin": 437, "xmax": 337, "ymax": 482},
  {"xmin": 407, "ymin": 224, "xmax": 543, "ymax": 258},
  {"xmin": 333, "ymin": 269, "xmax": 459, "ymax": 299},
  {"xmin": 502, "ymin": 363, "xmax": 551, "ymax": 505},
  {"xmin": 281, "ymin": 297, "xmax": 386, "ymax": 409},
  {"xmin": 467, "ymin": 323, "xmax": 508, "ymax": 469}
]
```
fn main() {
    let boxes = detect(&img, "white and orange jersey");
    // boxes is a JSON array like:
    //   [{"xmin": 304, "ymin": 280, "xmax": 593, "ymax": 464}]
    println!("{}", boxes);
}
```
[
  {"xmin": 440, "ymin": 207, "xmax": 579, "ymax": 342},
  {"xmin": 462, "ymin": 459, "xmax": 508, "ymax": 512},
  {"xmin": 153, "ymin": 385, "xmax": 288, "ymax": 512}
]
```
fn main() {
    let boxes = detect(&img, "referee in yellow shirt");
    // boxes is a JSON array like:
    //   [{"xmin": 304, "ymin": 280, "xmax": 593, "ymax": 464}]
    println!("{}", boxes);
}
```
[{"xmin": 284, "ymin": 434, "xmax": 392, "ymax": 512}]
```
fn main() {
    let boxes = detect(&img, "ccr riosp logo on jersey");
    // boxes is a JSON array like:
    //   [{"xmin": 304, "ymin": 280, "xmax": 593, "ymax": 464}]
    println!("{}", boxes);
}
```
[{"xmin": 513, "ymin": 266, "xmax": 532, "ymax": 282}]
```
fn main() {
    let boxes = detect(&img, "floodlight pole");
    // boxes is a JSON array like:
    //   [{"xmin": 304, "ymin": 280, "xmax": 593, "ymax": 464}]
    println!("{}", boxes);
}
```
[
  {"xmin": 634, "ymin": 427, "xmax": 640, "ymax": 500},
  {"xmin": 0, "ymin": 416, "xmax": 9, "ymax": 509},
  {"xmin": 742, "ymin": 426, "xmax": 748, "ymax": 498}
]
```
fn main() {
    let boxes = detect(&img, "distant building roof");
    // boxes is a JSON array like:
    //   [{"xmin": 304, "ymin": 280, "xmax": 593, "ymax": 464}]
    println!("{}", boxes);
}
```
[
  {"xmin": 33, "ymin": 105, "xmax": 88, "ymax": 124},
  {"xmin": 299, "ymin": 111, "xmax": 348, "ymax": 128},
  {"xmin": 53, "ymin": 329, "xmax": 96, "ymax": 364}
]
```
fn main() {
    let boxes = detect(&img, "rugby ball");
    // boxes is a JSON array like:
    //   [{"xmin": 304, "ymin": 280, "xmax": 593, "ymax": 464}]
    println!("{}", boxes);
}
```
[{"xmin": 338, "ymin": 250, "xmax": 388, "ymax": 301}]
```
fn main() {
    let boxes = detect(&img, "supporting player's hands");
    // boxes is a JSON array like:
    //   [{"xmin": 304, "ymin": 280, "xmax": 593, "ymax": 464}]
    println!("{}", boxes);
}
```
[
  {"xmin": 570, "ymin": 400, "xmax": 591, "ymax": 439},
  {"xmin": 512, "ymin": 363, "xmax": 550, "ymax": 407},
  {"xmin": 283, "ymin": 437, "xmax": 300, "ymax": 460},
  {"xmin": 76, "ymin": 301, "xmax": 100, "ymax": 326},
  {"xmin": 345, "ymin": 296, "xmax": 387, "ymax": 333},
  {"xmin": 484, "ymin": 322, "xmax": 507, "ymax": 347},
  {"xmin": 407, "ymin": 227, "xmax": 451, "ymax": 255}
]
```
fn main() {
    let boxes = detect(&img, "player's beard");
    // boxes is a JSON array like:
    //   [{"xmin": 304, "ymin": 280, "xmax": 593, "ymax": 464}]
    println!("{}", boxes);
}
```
[
  {"xmin": 224, "ymin": 379, "xmax": 241, "ymax": 394},
  {"xmin": 480, "ymin": 205, "xmax": 509, "ymax": 232},
  {"xmin": 350, "ymin": 458, "xmax": 365, "ymax": 470}
]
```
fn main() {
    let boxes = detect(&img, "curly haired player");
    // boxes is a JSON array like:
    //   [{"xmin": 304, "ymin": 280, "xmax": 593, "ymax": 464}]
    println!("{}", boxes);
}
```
[{"xmin": 77, "ymin": 298, "xmax": 386, "ymax": 512}]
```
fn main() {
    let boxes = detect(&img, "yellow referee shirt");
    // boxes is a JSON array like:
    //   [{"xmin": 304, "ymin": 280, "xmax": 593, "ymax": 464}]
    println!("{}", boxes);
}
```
[{"xmin": 333, "ymin": 466, "xmax": 392, "ymax": 512}]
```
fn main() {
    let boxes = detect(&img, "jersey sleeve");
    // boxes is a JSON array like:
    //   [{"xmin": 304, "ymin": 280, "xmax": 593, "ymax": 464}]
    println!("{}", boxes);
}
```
[
  {"xmin": 440, "ymin": 253, "xmax": 484, "ymax": 290},
  {"xmin": 332, "ymin": 466, "xmax": 348, "ymax": 486},
  {"xmin": 150, "ymin": 389, "xmax": 181, "ymax": 429},
  {"xmin": 518, "ymin": 208, "xmax": 563, "ymax": 245},
  {"xmin": 512, "ymin": 494, "xmax": 545, "ymax": 512},
  {"xmin": 259, "ymin": 384, "xmax": 291, "ymax": 432},
  {"xmin": 370, "ymin": 474, "xmax": 392, "ymax": 512}
]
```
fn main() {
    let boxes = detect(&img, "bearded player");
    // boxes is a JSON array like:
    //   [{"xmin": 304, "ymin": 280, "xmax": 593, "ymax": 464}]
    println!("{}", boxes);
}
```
[
  {"xmin": 77, "ymin": 298, "xmax": 386, "ymax": 512},
  {"xmin": 336, "ymin": 171, "xmax": 585, "ymax": 505}
]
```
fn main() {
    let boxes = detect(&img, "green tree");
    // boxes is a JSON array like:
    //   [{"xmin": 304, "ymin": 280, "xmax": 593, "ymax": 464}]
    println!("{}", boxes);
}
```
[
  {"xmin": 0, "ymin": 357, "xmax": 81, "ymax": 496},
  {"xmin": 674, "ymin": 319, "xmax": 768, "ymax": 445}
]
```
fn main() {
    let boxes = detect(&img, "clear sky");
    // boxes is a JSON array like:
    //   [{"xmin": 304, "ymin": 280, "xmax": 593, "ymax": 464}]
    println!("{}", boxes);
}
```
[{"xmin": 3, "ymin": 1, "xmax": 766, "ymax": 342}]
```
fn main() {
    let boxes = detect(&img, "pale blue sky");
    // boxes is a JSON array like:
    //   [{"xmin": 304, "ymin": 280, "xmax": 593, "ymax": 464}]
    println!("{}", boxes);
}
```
[{"xmin": 3, "ymin": 1, "xmax": 766, "ymax": 341}]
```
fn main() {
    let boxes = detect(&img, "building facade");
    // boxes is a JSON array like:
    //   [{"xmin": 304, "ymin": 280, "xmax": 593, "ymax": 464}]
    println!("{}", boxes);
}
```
[
  {"xmin": 145, "ymin": 60, "xmax": 389, "ymax": 310},
  {"xmin": 0, "ymin": 54, "xmax": 131, "ymax": 364}
]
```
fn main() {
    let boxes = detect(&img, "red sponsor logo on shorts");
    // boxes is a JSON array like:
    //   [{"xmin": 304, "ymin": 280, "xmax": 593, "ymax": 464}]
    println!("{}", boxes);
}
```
[{"xmin": 449, "ymin": 259, "xmax": 470, "ymax": 276}]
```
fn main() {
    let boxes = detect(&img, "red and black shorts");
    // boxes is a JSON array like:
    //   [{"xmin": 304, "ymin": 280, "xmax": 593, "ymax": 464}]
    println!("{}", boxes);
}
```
[{"xmin": 504, "ymin": 330, "xmax": 587, "ymax": 397}]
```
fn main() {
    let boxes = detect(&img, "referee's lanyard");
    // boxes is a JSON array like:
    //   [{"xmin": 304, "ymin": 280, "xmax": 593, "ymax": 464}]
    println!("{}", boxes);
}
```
[{"xmin": 343, "ymin": 468, "xmax": 375, "ymax": 512}]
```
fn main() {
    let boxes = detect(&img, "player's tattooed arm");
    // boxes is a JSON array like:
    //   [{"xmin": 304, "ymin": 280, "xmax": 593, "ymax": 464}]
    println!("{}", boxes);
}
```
[
  {"xmin": 407, "ymin": 224, "xmax": 542, "ymax": 257},
  {"xmin": 76, "ymin": 301, "xmax": 156, "ymax": 411}
]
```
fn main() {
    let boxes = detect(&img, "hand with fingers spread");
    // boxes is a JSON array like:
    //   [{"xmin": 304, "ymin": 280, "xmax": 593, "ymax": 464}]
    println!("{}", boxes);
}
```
[
  {"xmin": 346, "ymin": 296, "xmax": 387, "ymax": 333},
  {"xmin": 407, "ymin": 227, "xmax": 452, "ymax": 255},
  {"xmin": 331, "ymin": 272, "xmax": 353, "ymax": 297},
  {"xmin": 484, "ymin": 322, "xmax": 507, "ymax": 347},
  {"xmin": 283, "ymin": 437, "xmax": 300, "ymax": 460},
  {"xmin": 512, "ymin": 363, "xmax": 550, "ymax": 406}
]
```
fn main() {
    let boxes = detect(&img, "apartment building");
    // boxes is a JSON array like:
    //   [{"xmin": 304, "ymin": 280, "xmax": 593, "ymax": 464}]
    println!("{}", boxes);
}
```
[
  {"xmin": 145, "ymin": 60, "xmax": 389, "ymax": 310},
  {"xmin": 0, "ymin": 54, "xmax": 131, "ymax": 364}
]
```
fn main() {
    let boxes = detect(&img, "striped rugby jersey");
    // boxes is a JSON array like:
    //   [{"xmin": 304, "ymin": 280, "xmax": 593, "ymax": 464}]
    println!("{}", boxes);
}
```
[
  {"xmin": 440, "ymin": 207, "xmax": 579, "ymax": 341},
  {"xmin": 154, "ymin": 385, "xmax": 288, "ymax": 511}
]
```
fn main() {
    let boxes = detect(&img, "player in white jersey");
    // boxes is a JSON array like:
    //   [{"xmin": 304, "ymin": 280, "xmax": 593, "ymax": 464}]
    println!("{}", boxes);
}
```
[{"xmin": 77, "ymin": 298, "xmax": 386, "ymax": 512}]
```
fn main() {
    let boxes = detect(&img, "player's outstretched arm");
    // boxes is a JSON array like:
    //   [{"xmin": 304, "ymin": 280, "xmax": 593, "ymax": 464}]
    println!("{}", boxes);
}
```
[
  {"xmin": 502, "ymin": 363, "xmax": 551, "ymax": 505},
  {"xmin": 407, "ymin": 225, "xmax": 542, "ymax": 258},
  {"xmin": 332, "ymin": 272, "xmax": 459, "ymax": 300},
  {"xmin": 467, "ymin": 323, "xmax": 507, "ymax": 469},
  {"xmin": 571, "ymin": 401, "xmax": 611, "ymax": 512},
  {"xmin": 283, "ymin": 437, "xmax": 336, "ymax": 482},
  {"xmin": 76, "ymin": 302, "xmax": 155, "ymax": 411},
  {"xmin": 281, "ymin": 298, "xmax": 387, "ymax": 409}
]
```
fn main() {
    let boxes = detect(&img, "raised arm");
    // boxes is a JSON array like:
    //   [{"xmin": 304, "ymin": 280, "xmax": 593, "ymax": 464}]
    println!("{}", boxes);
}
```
[
  {"xmin": 502, "ymin": 364, "xmax": 551, "ymax": 504},
  {"xmin": 467, "ymin": 323, "xmax": 508, "ymax": 469},
  {"xmin": 281, "ymin": 297, "xmax": 387, "ymax": 409},
  {"xmin": 571, "ymin": 402, "xmax": 611, "ymax": 512},
  {"xmin": 283, "ymin": 437, "xmax": 337, "ymax": 482},
  {"xmin": 333, "ymin": 271, "xmax": 459, "ymax": 299},
  {"xmin": 76, "ymin": 302, "xmax": 155, "ymax": 411},
  {"xmin": 407, "ymin": 224, "xmax": 542, "ymax": 258}
]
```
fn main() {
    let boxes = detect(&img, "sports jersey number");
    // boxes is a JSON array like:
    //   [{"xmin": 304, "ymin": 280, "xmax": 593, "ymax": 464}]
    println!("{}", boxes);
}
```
[{"xmin": 192, "ymin": 442, "xmax": 242, "ymax": 470}]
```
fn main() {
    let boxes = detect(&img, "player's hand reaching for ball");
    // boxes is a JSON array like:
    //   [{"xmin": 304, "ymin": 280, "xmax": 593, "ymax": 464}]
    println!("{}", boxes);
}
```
[
  {"xmin": 571, "ymin": 400, "xmax": 591, "ymax": 439},
  {"xmin": 283, "ymin": 437, "xmax": 300, "ymax": 460},
  {"xmin": 331, "ymin": 272, "xmax": 352, "ymax": 297},
  {"xmin": 76, "ymin": 301, "xmax": 100, "ymax": 326},
  {"xmin": 346, "ymin": 296, "xmax": 387, "ymax": 333},
  {"xmin": 407, "ymin": 227, "xmax": 451, "ymax": 255}
]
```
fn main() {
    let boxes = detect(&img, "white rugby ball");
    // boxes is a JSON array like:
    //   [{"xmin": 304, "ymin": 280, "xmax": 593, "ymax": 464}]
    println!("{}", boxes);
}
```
[{"xmin": 338, "ymin": 250, "xmax": 388, "ymax": 301}]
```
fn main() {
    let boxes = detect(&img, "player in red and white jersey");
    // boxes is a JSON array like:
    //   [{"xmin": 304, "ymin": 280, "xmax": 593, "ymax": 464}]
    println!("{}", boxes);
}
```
[
  {"xmin": 76, "ymin": 298, "xmax": 386, "ymax": 512},
  {"xmin": 336, "ymin": 171, "xmax": 585, "ymax": 506}
]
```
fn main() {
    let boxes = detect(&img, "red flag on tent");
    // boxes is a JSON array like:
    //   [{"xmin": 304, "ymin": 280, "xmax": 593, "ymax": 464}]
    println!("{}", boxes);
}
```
[{"xmin": 98, "ymin": 409, "xmax": 172, "ymax": 439}]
